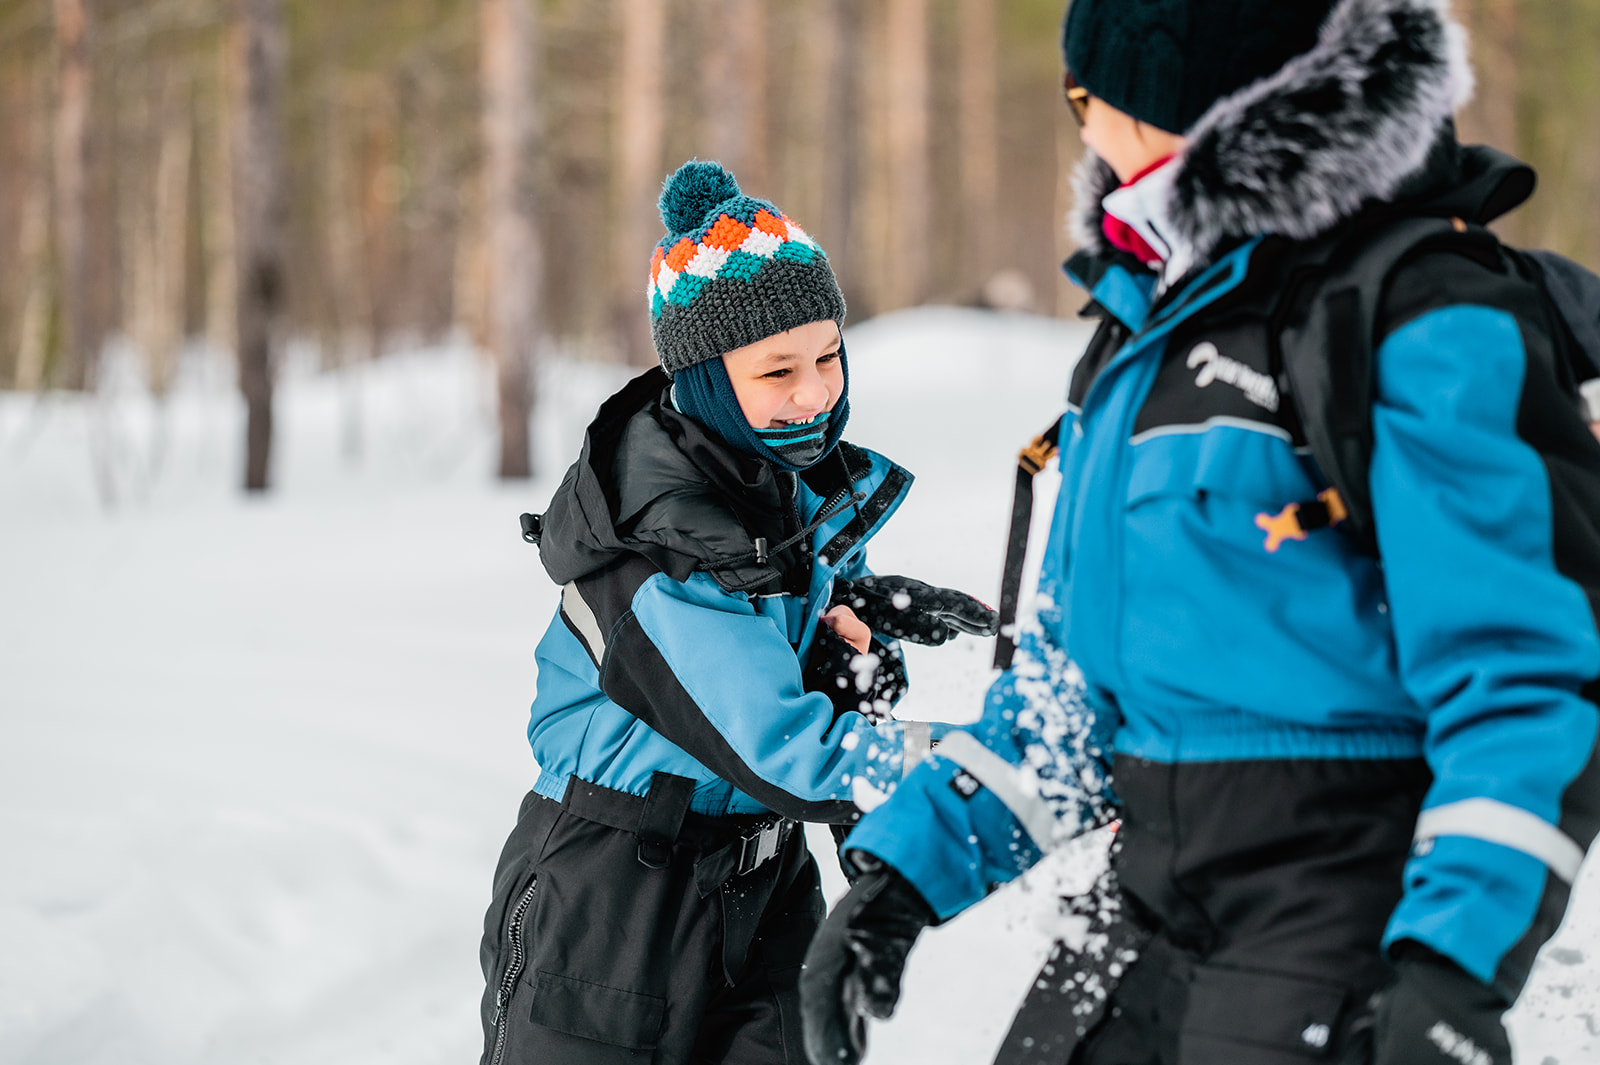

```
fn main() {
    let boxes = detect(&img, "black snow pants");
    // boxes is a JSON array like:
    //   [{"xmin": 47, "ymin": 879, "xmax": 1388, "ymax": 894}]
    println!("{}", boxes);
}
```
[
  {"xmin": 478, "ymin": 774, "xmax": 823, "ymax": 1065},
  {"xmin": 995, "ymin": 755, "xmax": 1432, "ymax": 1065}
]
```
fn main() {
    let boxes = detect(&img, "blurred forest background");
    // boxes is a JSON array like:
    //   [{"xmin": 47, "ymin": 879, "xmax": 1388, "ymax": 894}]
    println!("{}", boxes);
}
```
[{"xmin": 0, "ymin": 0, "xmax": 1594, "ymax": 489}]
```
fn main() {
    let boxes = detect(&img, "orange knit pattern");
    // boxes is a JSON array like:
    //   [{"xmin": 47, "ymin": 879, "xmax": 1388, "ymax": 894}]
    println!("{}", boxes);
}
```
[
  {"xmin": 753, "ymin": 209, "xmax": 789, "ymax": 238},
  {"xmin": 663, "ymin": 237, "xmax": 697, "ymax": 272},
  {"xmin": 703, "ymin": 214, "xmax": 753, "ymax": 251}
]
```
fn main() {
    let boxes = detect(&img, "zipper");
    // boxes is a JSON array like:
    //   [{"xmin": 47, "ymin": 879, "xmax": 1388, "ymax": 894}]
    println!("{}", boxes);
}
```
[{"xmin": 489, "ymin": 875, "xmax": 539, "ymax": 1065}]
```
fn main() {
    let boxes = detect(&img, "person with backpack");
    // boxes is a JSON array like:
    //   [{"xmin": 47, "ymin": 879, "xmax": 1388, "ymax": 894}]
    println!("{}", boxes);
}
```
[
  {"xmin": 477, "ymin": 159, "xmax": 995, "ymax": 1065},
  {"xmin": 799, "ymin": 2, "xmax": 1600, "ymax": 1064}
]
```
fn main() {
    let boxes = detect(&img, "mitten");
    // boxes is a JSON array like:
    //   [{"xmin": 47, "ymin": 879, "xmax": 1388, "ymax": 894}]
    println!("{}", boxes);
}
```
[
  {"xmin": 803, "ymin": 626, "xmax": 908, "ymax": 722},
  {"xmin": 800, "ymin": 853, "xmax": 936, "ymax": 1065},
  {"xmin": 832, "ymin": 575, "xmax": 998, "ymax": 646},
  {"xmin": 1373, "ymin": 944, "xmax": 1511, "ymax": 1065}
]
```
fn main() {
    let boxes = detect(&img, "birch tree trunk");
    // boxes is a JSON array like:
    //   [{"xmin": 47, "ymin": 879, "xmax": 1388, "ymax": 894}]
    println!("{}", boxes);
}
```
[
  {"xmin": 481, "ymin": 0, "xmax": 541, "ymax": 479},
  {"xmin": 53, "ymin": 0, "xmax": 92, "ymax": 390},
  {"xmin": 884, "ymin": 0, "xmax": 930, "ymax": 309},
  {"xmin": 611, "ymin": 0, "xmax": 664, "ymax": 366},
  {"xmin": 958, "ymin": 0, "xmax": 999, "ymax": 290},
  {"xmin": 232, "ymin": 0, "xmax": 288, "ymax": 492}
]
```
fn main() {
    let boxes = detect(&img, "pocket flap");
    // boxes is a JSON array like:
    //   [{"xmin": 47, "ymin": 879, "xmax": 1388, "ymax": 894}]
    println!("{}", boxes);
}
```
[
  {"xmin": 1182, "ymin": 964, "xmax": 1347, "ymax": 1058},
  {"xmin": 1126, "ymin": 426, "xmax": 1313, "ymax": 508},
  {"xmin": 528, "ymin": 970, "xmax": 665, "ymax": 1050}
]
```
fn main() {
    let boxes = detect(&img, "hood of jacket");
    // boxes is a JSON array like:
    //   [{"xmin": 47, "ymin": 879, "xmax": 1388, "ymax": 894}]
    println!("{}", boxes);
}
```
[
  {"xmin": 1067, "ymin": 0, "xmax": 1531, "ymax": 272},
  {"xmin": 536, "ymin": 367, "xmax": 868, "ymax": 595}
]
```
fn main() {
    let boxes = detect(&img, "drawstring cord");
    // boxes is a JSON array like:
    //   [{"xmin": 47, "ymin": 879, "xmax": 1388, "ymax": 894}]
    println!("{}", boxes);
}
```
[{"xmin": 700, "ymin": 487, "xmax": 867, "ymax": 572}]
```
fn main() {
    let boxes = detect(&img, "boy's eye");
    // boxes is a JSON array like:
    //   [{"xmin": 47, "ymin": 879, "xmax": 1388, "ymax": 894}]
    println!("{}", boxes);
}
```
[
  {"xmin": 818, "ymin": 350, "xmax": 841, "ymax": 364},
  {"xmin": 762, "ymin": 368, "xmax": 791, "ymax": 379}
]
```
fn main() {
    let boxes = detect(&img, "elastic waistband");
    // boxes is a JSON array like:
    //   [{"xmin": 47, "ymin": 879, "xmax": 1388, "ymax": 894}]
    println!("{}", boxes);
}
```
[{"xmin": 557, "ymin": 776, "xmax": 780, "ymax": 852}]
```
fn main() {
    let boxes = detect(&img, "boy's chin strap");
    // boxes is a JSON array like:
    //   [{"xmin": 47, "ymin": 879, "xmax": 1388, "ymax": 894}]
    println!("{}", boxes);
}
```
[{"xmin": 670, "ymin": 350, "xmax": 851, "ymax": 473}]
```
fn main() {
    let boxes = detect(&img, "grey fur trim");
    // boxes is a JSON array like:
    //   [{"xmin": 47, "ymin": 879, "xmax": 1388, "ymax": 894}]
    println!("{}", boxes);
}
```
[
  {"xmin": 1068, "ymin": 153, "xmax": 1121, "ymax": 257},
  {"xmin": 1172, "ymin": 0, "xmax": 1473, "ymax": 259},
  {"xmin": 1065, "ymin": 0, "xmax": 1474, "ymax": 267}
]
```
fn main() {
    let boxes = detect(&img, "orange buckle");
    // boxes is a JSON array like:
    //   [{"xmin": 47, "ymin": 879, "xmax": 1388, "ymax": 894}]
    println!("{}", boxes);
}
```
[{"xmin": 1018, "ymin": 435, "xmax": 1058, "ymax": 476}]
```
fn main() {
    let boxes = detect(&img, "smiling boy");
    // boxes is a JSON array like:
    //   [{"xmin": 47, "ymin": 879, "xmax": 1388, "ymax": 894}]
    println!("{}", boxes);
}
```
[{"xmin": 476, "ymin": 161, "xmax": 995, "ymax": 1065}]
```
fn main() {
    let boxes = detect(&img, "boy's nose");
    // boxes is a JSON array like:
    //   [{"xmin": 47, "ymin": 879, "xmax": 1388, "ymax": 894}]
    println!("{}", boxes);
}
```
[{"xmin": 793, "ymin": 372, "xmax": 830, "ymax": 410}]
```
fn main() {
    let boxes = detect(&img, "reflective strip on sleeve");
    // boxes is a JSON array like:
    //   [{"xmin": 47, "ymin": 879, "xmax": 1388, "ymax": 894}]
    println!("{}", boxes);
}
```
[
  {"xmin": 902, "ymin": 721, "xmax": 932, "ymax": 778},
  {"xmin": 935, "ymin": 731, "xmax": 1061, "ymax": 852},
  {"xmin": 1414, "ymin": 798, "xmax": 1587, "ymax": 884},
  {"xmin": 561, "ymin": 583, "xmax": 608, "ymax": 665}
]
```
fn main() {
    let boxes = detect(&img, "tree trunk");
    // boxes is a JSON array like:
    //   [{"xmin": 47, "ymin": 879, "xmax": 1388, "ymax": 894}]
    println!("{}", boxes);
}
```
[
  {"xmin": 611, "ymin": 0, "xmax": 665, "ymax": 366},
  {"xmin": 958, "ymin": 0, "xmax": 999, "ymax": 291},
  {"xmin": 884, "ymin": 0, "xmax": 930, "ymax": 309},
  {"xmin": 1055, "ymin": 103, "xmax": 1086, "ymax": 318},
  {"xmin": 129, "ymin": 67, "xmax": 191, "ymax": 399},
  {"xmin": 15, "ymin": 66, "xmax": 54, "ymax": 393},
  {"xmin": 1457, "ymin": 0, "xmax": 1520, "ymax": 241},
  {"xmin": 783, "ymin": 0, "xmax": 838, "ymax": 231},
  {"xmin": 699, "ymin": 0, "xmax": 768, "ymax": 196},
  {"xmin": 52, "ymin": 0, "xmax": 92, "ymax": 391},
  {"xmin": 481, "ymin": 0, "xmax": 541, "ymax": 479},
  {"xmin": 232, "ymin": 0, "xmax": 289, "ymax": 492},
  {"xmin": 824, "ymin": 0, "xmax": 863, "ymax": 313},
  {"xmin": 203, "ymin": 37, "xmax": 237, "ymax": 366}
]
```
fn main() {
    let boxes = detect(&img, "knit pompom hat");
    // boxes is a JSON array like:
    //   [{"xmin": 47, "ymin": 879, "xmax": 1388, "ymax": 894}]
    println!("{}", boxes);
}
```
[
  {"xmin": 1062, "ymin": 0, "xmax": 1336, "ymax": 135},
  {"xmin": 648, "ymin": 160, "xmax": 847, "ymax": 376}
]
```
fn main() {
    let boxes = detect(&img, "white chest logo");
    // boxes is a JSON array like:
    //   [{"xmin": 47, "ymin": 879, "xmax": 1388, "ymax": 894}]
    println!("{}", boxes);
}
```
[{"xmin": 1186, "ymin": 341, "xmax": 1280, "ymax": 413}]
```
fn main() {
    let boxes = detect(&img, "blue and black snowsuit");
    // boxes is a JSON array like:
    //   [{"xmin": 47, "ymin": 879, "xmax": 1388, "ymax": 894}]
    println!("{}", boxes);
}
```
[
  {"xmin": 843, "ymin": 14, "xmax": 1600, "ymax": 1065},
  {"xmin": 478, "ymin": 367, "xmax": 929, "ymax": 1065}
]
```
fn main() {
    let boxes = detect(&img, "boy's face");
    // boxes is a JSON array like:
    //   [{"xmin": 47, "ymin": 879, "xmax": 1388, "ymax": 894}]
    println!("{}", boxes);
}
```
[{"xmin": 719, "ymin": 320, "xmax": 844, "ymax": 429}]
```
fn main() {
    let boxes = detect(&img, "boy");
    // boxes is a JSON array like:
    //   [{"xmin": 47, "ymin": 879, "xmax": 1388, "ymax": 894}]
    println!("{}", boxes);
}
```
[{"xmin": 478, "ymin": 160, "xmax": 995, "ymax": 1065}]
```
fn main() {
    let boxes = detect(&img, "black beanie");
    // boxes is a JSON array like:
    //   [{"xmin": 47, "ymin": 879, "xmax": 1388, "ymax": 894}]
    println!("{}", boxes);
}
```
[{"xmin": 1062, "ymin": 0, "xmax": 1337, "ymax": 134}]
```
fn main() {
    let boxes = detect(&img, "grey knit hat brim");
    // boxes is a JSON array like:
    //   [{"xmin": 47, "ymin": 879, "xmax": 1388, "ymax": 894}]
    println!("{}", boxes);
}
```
[{"xmin": 651, "ymin": 256, "xmax": 848, "ymax": 376}]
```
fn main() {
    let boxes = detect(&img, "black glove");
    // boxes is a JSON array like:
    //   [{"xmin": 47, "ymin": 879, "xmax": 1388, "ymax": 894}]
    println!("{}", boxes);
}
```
[
  {"xmin": 800, "ymin": 853, "xmax": 936, "ymax": 1065},
  {"xmin": 803, "ymin": 627, "xmax": 908, "ymax": 723},
  {"xmin": 1373, "ymin": 945, "xmax": 1511, "ymax": 1065},
  {"xmin": 832, "ymin": 575, "xmax": 998, "ymax": 646}
]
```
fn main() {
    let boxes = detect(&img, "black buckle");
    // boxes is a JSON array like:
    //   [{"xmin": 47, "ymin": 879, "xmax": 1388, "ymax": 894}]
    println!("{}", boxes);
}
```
[{"xmin": 734, "ymin": 818, "xmax": 787, "ymax": 876}]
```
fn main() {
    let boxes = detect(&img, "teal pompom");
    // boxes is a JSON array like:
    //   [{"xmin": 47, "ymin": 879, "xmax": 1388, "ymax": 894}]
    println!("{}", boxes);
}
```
[{"xmin": 658, "ymin": 160, "xmax": 740, "ymax": 236}]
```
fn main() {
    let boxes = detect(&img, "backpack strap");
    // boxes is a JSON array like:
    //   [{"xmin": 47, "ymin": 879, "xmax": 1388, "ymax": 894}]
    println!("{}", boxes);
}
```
[
  {"xmin": 993, "ymin": 416, "xmax": 1063, "ymax": 671},
  {"xmin": 1276, "ymin": 216, "xmax": 1503, "ymax": 557}
]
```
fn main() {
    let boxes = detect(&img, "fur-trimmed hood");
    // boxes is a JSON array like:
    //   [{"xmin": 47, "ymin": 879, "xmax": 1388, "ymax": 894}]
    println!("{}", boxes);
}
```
[{"xmin": 1069, "ymin": 0, "xmax": 1475, "ymax": 266}]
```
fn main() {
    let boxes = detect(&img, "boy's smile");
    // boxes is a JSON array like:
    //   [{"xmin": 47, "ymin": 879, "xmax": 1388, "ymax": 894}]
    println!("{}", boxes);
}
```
[{"xmin": 718, "ymin": 319, "xmax": 845, "ymax": 430}]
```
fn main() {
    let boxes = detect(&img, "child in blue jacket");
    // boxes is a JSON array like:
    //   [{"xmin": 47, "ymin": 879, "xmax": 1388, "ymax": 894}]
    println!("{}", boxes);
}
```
[
  {"xmin": 800, "ymin": 3, "xmax": 1600, "ymax": 1065},
  {"xmin": 476, "ymin": 161, "xmax": 995, "ymax": 1065}
]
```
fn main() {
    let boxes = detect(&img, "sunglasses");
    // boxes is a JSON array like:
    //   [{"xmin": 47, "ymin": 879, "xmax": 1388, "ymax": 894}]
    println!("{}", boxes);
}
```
[{"xmin": 1062, "ymin": 70, "xmax": 1091, "ymax": 127}]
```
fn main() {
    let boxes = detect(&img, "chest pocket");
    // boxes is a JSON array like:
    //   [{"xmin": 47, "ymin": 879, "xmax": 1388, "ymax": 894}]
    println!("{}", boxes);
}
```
[{"xmin": 1125, "ymin": 424, "xmax": 1319, "ymax": 514}]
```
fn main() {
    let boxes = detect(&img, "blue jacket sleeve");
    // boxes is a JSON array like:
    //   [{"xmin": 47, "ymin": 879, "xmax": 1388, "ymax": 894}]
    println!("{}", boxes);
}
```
[
  {"xmin": 843, "ymin": 571, "xmax": 1119, "ymax": 921},
  {"xmin": 1370, "ymin": 304, "xmax": 1600, "ymax": 998},
  {"xmin": 606, "ymin": 570, "xmax": 923, "ymax": 820}
]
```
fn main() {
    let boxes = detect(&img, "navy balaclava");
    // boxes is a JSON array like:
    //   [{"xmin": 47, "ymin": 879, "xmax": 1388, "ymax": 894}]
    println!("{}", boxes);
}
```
[{"xmin": 671, "ymin": 348, "xmax": 851, "ymax": 473}]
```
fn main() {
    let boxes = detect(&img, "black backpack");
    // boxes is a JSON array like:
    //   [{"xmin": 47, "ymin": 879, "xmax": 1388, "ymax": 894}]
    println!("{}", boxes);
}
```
[{"xmin": 992, "ymin": 220, "xmax": 1600, "ymax": 671}]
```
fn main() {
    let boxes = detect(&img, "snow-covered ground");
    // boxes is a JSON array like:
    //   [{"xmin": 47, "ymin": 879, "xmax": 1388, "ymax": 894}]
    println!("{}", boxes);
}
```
[{"xmin": 1, "ymin": 308, "xmax": 1595, "ymax": 1064}]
